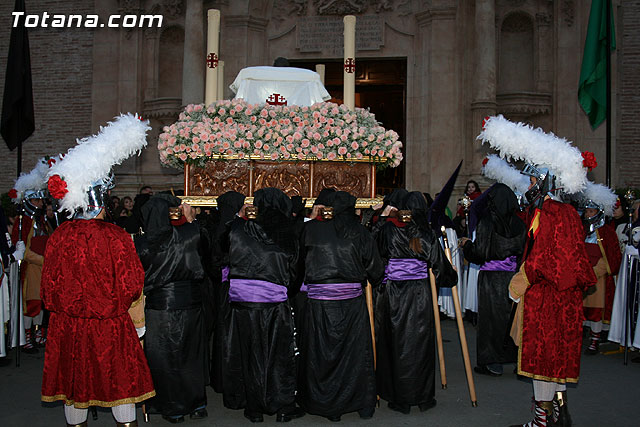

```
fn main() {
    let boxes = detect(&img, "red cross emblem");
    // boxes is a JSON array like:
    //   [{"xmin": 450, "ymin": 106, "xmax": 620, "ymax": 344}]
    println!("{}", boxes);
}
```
[
  {"xmin": 266, "ymin": 93, "xmax": 287, "ymax": 106},
  {"xmin": 206, "ymin": 53, "xmax": 219, "ymax": 69},
  {"xmin": 344, "ymin": 58, "xmax": 355, "ymax": 73}
]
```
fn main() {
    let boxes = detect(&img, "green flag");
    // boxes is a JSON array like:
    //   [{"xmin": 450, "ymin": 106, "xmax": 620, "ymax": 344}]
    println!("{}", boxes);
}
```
[{"xmin": 578, "ymin": 0, "xmax": 616, "ymax": 130}]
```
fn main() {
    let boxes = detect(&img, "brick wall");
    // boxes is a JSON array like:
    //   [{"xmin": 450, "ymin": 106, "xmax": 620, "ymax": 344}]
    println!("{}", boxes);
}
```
[
  {"xmin": 618, "ymin": 2, "xmax": 640, "ymax": 188},
  {"xmin": 0, "ymin": 0, "xmax": 94, "ymax": 193}
]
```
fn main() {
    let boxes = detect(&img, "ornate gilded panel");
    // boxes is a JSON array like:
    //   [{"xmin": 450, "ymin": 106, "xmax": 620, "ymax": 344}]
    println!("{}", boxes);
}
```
[
  {"xmin": 313, "ymin": 162, "xmax": 371, "ymax": 198},
  {"xmin": 187, "ymin": 161, "xmax": 250, "ymax": 196},
  {"xmin": 252, "ymin": 162, "xmax": 311, "ymax": 197}
]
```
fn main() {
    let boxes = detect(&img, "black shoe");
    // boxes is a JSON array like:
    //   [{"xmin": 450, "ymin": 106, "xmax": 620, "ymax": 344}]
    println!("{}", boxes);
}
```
[
  {"xmin": 387, "ymin": 402, "xmax": 410, "ymax": 414},
  {"xmin": 358, "ymin": 407, "xmax": 375, "ymax": 419},
  {"xmin": 418, "ymin": 399, "xmax": 437, "ymax": 412},
  {"xmin": 243, "ymin": 410, "xmax": 264, "ymax": 423},
  {"xmin": 326, "ymin": 415, "xmax": 341, "ymax": 422},
  {"xmin": 474, "ymin": 365, "xmax": 501, "ymax": 377},
  {"xmin": 162, "ymin": 415, "xmax": 185, "ymax": 424},
  {"xmin": 21, "ymin": 346, "xmax": 38, "ymax": 354},
  {"xmin": 276, "ymin": 406, "xmax": 305, "ymax": 422},
  {"xmin": 190, "ymin": 408, "xmax": 208, "ymax": 419}
]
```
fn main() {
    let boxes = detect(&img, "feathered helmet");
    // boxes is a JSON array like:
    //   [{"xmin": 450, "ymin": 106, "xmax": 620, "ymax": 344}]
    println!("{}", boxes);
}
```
[
  {"xmin": 572, "ymin": 181, "xmax": 617, "ymax": 233},
  {"xmin": 481, "ymin": 154, "xmax": 530, "ymax": 206},
  {"xmin": 9, "ymin": 157, "xmax": 53, "ymax": 217},
  {"xmin": 46, "ymin": 113, "xmax": 150, "ymax": 219},
  {"xmin": 478, "ymin": 115, "xmax": 591, "ymax": 208}
]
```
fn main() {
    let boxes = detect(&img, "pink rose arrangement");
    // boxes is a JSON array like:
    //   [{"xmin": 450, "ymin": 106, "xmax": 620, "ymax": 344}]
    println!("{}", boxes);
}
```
[{"xmin": 158, "ymin": 99, "xmax": 403, "ymax": 169}]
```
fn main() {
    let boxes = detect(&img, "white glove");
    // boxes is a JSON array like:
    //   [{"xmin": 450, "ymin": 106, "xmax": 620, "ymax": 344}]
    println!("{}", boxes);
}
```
[
  {"xmin": 136, "ymin": 326, "xmax": 146, "ymax": 338},
  {"xmin": 12, "ymin": 241, "xmax": 26, "ymax": 261}
]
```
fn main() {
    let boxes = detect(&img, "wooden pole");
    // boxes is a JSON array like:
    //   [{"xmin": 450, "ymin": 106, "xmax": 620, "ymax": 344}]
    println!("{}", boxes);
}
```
[
  {"xmin": 429, "ymin": 268, "xmax": 447, "ymax": 389},
  {"xmin": 205, "ymin": 9, "xmax": 220, "ymax": 106},
  {"xmin": 365, "ymin": 282, "xmax": 376, "ymax": 369},
  {"xmin": 365, "ymin": 281, "xmax": 380, "ymax": 406},
  {"xmin": 442, "ymin": 227, "xmax": 478, "ymax": 407},
  {"xmin": 343, "ymin": 15, "xmax": 356, "ymax": 111}
]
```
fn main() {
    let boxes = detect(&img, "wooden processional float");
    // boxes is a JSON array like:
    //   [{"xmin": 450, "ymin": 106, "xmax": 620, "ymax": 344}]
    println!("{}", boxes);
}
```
[
  {"xmin": 157, "ymin": 10, "xmax": 477, "ymax": 408},
  {"xmin": 158, "ymin": 11, "xmax": 403, "ymax": 208}
]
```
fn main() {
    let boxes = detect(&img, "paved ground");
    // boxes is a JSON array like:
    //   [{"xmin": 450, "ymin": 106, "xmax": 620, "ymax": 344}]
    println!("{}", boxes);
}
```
[{"xmin": 2, "ymin": 319, "xmax": 639, "ymax": 426}]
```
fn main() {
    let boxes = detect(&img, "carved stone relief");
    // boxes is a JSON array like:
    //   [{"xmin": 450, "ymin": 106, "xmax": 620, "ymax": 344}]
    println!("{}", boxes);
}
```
[
  {"xmin": 561, "ymin": 0, "xmax": 574, "ymax": 26},
  {"xmin": 189, "ymin": 162, "xmax": 251, "ymax": 196}
]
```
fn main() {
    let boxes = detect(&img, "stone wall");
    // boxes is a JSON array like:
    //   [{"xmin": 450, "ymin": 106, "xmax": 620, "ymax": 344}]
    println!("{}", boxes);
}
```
[
  {"xmin": 617, "ymin": 1, "xmax": 640, "ymax": 188},
  {"xmin": 0, "ymin": 0, "xmax": 94, "ymax": 193}
]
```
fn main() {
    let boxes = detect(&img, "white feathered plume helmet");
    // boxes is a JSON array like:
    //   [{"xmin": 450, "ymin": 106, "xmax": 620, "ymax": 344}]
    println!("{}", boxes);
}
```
[
  {"xmin": 481, "ymin": 154, "xmax": 530, "ymax": 195},
  {"xmin": 477, "ymin": 115, "xmax": 596, "ymax": 195},
  {"xmin": 571, "ymin": 181, "xmax": 618, "ymax": 217},
  {"xmin": 9, "ymin": 157, "xmax": 50, "ymax": 202},
  {"xmin": 46, "ymin": 113, "xmax": 150, "ymax": 214}
]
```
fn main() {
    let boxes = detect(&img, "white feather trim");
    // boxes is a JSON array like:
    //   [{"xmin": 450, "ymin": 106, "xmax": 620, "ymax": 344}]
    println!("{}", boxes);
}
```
[
  {"xmin": 581, "ymin": 181, "xmax": 617, "ymax": 217},
  {"xmin": 47, "ymin": 113, "xmax": 150, "ymax": 213},
  {"xmin": 12, "ymin": 158, "xmax": 49, "ymax": 202},
  {"xmin": 477, "ymin": 115, "xmax": 588, "ymax": 194},
  {"xmin": 482, "ymin": 155, "xmax": 530, "ymax": 194}
]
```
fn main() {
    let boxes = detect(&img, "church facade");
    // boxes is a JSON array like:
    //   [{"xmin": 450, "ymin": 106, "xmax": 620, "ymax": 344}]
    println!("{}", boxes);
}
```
[{"xmin": 0, "ymin": 0, "xmax": 637, "ymax": 198}]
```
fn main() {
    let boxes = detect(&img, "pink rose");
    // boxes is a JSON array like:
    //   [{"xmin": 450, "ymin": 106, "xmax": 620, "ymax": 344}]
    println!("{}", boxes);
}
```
[
  {"xmin": 310, "ymin": 146, "xmax": 319, "ymax": 154},
  {"xmin": 263, "ymin": 144, "xmax": 270, "ymax": 150},
  {"xmin": 179, "ymin": 153, "xmax": 188, "ymax": 161},
  {"xmin": 338, "ymin": 147, "xmax": 347, "ymax": 155},
  {"xmin": 270, "ymin": 152, "xmax": 279, "ymax": 160},
  {"xmin": 218, "ymin": 108, "xmax": 226, "ymax": 115},
  {"xmin": 327, "ymin": 152, "xmax": 337, "ymax": 160},
  {"xmin": 316, "ymin": 152, "xmax": 324, "ymax": 159},
  {"xmin": 255, "ymin": 140, "xmax": 263, "ymax": 149},
  {"xmin": 301, "ymin": 139, "xmax": 310, "ymax": 148}
]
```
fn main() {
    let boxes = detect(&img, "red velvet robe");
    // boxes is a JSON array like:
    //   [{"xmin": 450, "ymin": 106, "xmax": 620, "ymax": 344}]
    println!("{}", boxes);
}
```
[
  {"xmin": 40, "ymin": 219, "xmax": 155, "ymax": 407},
  {"xmin": 518, "ymin": 199, "xmax": 597, "ymax": 383}
]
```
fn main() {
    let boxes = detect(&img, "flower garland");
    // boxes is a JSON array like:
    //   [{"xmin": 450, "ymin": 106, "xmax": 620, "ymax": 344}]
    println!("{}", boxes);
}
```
[{"xmin": 158, "ymin": 99, "xmax": 403, "ymax": 169}]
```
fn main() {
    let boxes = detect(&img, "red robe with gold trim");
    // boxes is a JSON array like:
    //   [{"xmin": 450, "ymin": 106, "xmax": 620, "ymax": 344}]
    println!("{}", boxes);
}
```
[
  {"xmin": 40, "ymin": 219, "xmax": 155, "ymax": 407},
  {"xmin": 518, "ymin": 199, "xmax": 597, "ymax": 383}
]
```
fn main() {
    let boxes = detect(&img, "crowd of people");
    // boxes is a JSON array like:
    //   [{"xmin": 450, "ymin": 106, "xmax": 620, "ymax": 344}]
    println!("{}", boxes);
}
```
[{"xmin": 1, "ymin": 114, "xmax": 639, "ymax": 427}]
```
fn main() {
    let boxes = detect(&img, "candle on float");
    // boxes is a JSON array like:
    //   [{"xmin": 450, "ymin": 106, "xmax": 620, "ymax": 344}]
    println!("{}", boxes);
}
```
[
  {"xmin": 205, "ymin": 9, "xmax": 220, "ymax": 106},
  {"xmin": 343, "ymin": 15, "xmax": 356, "ymax": 111}
]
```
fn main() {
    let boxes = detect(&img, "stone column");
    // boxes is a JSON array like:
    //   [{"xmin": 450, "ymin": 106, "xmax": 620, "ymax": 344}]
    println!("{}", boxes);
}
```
[
  {"xmin": 182, "ymin": 0, "xmax": 205, "ymax": 106},
  {"xmin": 470, "ymin": 0, "xmax": 496, "ymax": 170}
]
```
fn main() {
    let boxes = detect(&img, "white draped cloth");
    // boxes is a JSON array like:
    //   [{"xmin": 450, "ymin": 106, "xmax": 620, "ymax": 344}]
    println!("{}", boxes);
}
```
[
  {"xmin": 438, "ymin": 228, "xmax": 464, "ymax": 318},
  {"xmin": 0, "ymin": 262, "xmax": 25, "ymax": 357},
  {"xmin": 608, "ymin": 244, "xmax": 640, "ymax": 348},
  {"xmin": 462, "ymin": 230, "xmax": 480, "ymax": 313},
  {"xmin": 230, "ymin": 66, "xmax": 331, "ymax": 107}
]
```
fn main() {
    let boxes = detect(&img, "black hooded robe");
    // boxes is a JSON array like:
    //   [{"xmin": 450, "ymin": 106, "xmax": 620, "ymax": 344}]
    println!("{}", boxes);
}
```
[
  {"xmin": 135, "ymin": 195, "xmax": 208, "ymax": 417},
  {"xmin": 209, "ymin": 191, "xmax": 245, "ymax": 400},
  {"xmin": 297, "ymin": 192, "xmax": 384, "ymax": 419},
  {"xmin": 462, "ymin": 184, "xmax": 525, "ymax": 369},
  {"xmin": 374, "ymin": 192, "xmax": 458, "ymax": 409},
  {"xmin": 224, "ymin": 188, "xmax": 301, "ymax": 417}
]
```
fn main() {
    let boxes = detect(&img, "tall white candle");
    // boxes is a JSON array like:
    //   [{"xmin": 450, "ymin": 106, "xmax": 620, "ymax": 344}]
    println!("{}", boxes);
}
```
[
  {"xmin": 315, "ymin": 64, "xmax": 326, "ymax": 86},
  {"xmin": 343, "ymin": 15, "xmax": 356, "ymax": 111},
  {"xmin": 217, "ymin": 60, "xmax": 225, "ymax": 100},
  {"xmin": 205, "ymin": 9, "xmax": 220, "ymax": 106}
]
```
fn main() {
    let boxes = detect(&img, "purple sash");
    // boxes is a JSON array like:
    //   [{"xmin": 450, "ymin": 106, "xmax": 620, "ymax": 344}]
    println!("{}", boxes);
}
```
[
  {"xmin": 385, "ymin": 258, "xmax": 429, "ymax": 281},
  {"xmin": 221, "ymin": 266, "xmax": 230, "ymax": 283},
  {"xmin": 299, "ymin": 282, "xmax": 308, "ymax": 293},
  {"xmin": 480, "ymin": 256, "xmax": 517, "ymax": 272},
  {"xmin": 306, "ymin": 283, "xmax": 362, "ymax": 300},
  {"xmin": 229, "ymin": 278, "xmax": 288, "ymax": 303}
]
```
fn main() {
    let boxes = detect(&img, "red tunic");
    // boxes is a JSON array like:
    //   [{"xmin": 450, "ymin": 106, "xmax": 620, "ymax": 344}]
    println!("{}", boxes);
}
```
[
  {"xmin": 40, "ymin": 219, "xmax": 155, "ymax": 407},
  {"xmin": 519, "ymin": 199, "xmax": 597, "ymax": 383}
]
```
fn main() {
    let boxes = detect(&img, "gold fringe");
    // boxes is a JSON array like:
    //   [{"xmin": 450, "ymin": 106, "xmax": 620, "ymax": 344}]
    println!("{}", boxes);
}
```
[{"xmin": 41, "ymin": 390, "xmax": 155, "ymax": 408}]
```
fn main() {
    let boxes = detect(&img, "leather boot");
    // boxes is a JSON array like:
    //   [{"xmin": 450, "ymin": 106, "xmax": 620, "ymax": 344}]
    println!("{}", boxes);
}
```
[
  {"xmin": 115, "ymin": 421, "xmax": 138, "ymax": 427},
  {"xmin": 553, "ymin": 391, "xmax": 572, "ymax": 427}
]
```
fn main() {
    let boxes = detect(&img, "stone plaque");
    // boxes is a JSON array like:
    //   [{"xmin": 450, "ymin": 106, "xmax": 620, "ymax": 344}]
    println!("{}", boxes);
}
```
[{"xmin": 296, "ymin": 15, "xmax": 384, "ymax": 54}]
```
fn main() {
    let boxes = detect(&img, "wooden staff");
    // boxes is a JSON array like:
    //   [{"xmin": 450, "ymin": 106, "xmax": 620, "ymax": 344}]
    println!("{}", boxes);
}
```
[
  {"xmin": 429, "ymin": 268, "xmax": 447, "ymax": 389},
  {"xmin": 441, "ymin": 227, "xmax": 478, "ymax": 407},
  {"xmin": 364, "ymin": 281, "xmax": 380, "ymax": 406}
]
